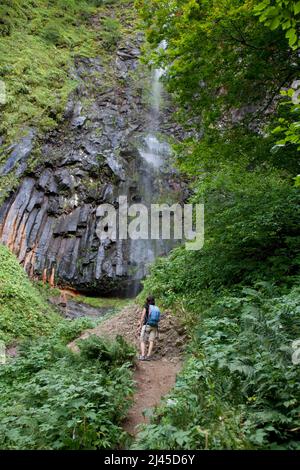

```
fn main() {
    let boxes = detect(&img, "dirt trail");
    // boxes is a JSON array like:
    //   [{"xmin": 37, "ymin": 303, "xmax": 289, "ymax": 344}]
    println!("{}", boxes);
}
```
[
  {"xmin": 69, "ymin": 304, "xmax": 186, "ymax": 436},
  {"xmin": 123, "ymin": 358, "xmax": 181, "ymax": 435}
]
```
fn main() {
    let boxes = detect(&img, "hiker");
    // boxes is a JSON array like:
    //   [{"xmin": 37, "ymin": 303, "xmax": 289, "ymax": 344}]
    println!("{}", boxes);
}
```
[{"xmin": 137, "ymin": 296, "xmax": 161, "ymax": 361}]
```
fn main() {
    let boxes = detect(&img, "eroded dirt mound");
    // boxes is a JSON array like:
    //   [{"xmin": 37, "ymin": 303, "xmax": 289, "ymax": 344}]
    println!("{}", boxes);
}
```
[{"xmin": 68, "ymin": 304, "xmax": 186, "ymax": 361}]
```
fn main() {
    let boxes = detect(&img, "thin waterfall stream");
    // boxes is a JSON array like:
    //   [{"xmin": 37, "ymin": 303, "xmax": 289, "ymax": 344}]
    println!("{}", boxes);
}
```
[{"xmin": 127, "ymin": 63, "xmax": 180, "ymax": 296}]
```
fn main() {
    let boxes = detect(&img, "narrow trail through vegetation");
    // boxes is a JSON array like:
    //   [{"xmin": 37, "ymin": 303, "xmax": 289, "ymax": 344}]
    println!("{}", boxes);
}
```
[
  {"xmin": 123, "ymin": 358, "xmax": 182, "ymax": 436},
  {"xmin": 69, "ymin": 304, "xmax": 186, "ymax": 437}
]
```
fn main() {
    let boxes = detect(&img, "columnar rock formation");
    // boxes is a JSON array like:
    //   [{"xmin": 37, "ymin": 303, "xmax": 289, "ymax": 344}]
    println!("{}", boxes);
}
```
[{"xmin": 0, "ymin": 36, "xmax": 185, "ymax": 295}]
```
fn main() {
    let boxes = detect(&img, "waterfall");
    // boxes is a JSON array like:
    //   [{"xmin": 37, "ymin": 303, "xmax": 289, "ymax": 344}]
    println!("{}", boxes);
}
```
[
  {"xmin": 139, "ymin": 135, "xmax": 169, "ymax": 168},
  {"xmin": 127, "ymin": 47, "xmax": 177, "ymax": 296},
  {"xmin": 140, "ymin": 41, "xmax": 169, "ymax": 168},
  {"xmin": 152, "ymin": 68, "xmax": 164, "ymax": 118}
]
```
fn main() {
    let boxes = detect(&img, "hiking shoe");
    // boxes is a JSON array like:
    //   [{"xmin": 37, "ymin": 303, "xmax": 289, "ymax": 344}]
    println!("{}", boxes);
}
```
[
  {"xmin": 138, "ymin": 355, "xmax": 146, "ymax": 361},
  {"xmin": 144, "ymin": 356, "xmax": 152, "ymax": 361}
]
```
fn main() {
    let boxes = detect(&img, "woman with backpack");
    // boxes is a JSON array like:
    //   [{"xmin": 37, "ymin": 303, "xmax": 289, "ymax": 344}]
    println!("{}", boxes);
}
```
[{"xmin": 137, "ymin": 295, "xmax": 161, "ymax": 361}]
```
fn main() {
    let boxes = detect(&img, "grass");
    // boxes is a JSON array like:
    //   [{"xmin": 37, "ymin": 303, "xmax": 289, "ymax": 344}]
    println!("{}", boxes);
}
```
[
  {"xmin": 0, "ymin": 244, "xmax": 61, "ymax": 345},
  {"xmin": 74, "ymin": 295, "xmax": 132, "ymax": 310},
  {"xmin": 0, "ymin": 323, "xmax": 135, "ymax": 449},
  {"xmin": 0, "ymin": 1, "xmax": 100, "ymax": 143},
  {"xmin": 0, "ymin": 0, "xmax": 137, "ymax": 144},
  {"xmin": 0, "ymin": 0, "xmax": 137, "ymax": 201}
]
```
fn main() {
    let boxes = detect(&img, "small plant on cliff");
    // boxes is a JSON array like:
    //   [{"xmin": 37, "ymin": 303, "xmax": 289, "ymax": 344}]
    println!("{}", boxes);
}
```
[{"xmin": 99, "ymin": 17, "xmax": 122, "ymax": 50}]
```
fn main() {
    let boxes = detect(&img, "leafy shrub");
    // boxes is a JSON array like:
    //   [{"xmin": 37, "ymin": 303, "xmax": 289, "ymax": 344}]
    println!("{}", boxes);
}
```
[
  {"xmin": 134, "ymin": 0, "xmax": 300, "ymax": 451},
  {"xmin": 78, "ymin": 334, "xmax": 136, "ymax": 365},
  {"xmin": 53, "ymin": 317, "xmax": 95, "ymax": 344},
  {"xmin": 0, "ymin": 329, "xmax": 134, "ymax": 449},
  {"xmin": 140, "ymin": 170, "xmax": 300, "ymax": 311},
  {"xmin": 42, "ymin": 24, "xmax": 64, "ymax": 46},
  {"xmin": 0, "ymin": 245, "xmax": 61, "ymax": 344},
  {"xmin": 100, "ymin": 18, "xmax": 122, "ymax": 50}
]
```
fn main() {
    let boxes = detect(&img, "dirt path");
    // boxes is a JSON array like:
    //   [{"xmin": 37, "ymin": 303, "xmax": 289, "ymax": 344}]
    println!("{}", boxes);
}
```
[
  {"xmin": 69, "ymin": 304, "xmax": 186, "ymax": 436},
  {"xmin": 123, "ymin": 358, "xmax": 181, "ymax": 435}
]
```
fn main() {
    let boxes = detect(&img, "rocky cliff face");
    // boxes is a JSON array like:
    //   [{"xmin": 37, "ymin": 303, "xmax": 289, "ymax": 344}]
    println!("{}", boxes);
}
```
[{"xmin": 0, "ymin": 28, "xmax": 185, "ymax": 296}]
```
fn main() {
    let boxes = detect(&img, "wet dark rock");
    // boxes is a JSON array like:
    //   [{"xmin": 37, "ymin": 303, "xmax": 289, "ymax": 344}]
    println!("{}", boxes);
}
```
[
  {"xmin": 54, "ymin": 169, "xmax": 75, "ymax": 191},
  {"xmin": 231, "ymin": 105, "xmax": 258, "ymax": 123},
  {"xmin": 0, "ymin": 129, "xmax": 35, "ymax": 176},
  {"xmin": 63, "ymin": 97, "xmax": 76, "ymax": 120},
  {"xmin": 74, "ymin": 57, "xmax": 104, "ymax": 78},
  {"xmin": 15, "ymin": 161, "xmax": 28, "ymax": 177},
  {"xmin": 105, "ymin": 152, "xmax": 126, "ymax": 181},
  {"xmin": 47, "ymin": 198, "xmax": 60, "ymax": 216},
  {"xmin": 49, "ymin": 297, "xmax": 113, "ymax": 319},
  {"xmin": 64, "ymin": 300, "xmax": 113, "ymax": 319}
]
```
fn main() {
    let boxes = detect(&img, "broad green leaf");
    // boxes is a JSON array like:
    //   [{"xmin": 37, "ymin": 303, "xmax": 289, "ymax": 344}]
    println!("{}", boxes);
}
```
[
  {"xmin": 294, "ymin": 2, "xmax": 300, "ymax": 15},
  {"xmin": 286, "ymin": 28, "xmax": 298, "ymax": 46}
]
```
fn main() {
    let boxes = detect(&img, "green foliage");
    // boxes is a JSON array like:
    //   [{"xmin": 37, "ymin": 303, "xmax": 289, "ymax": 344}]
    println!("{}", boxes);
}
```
[
  {"xmin": 53, "ymin": 317, "xmax": 96, "ymax": 344},
  {"xmin": 136, "ymin": 0, "xmax": 300, "ymax": 451},
  {"xmin": 136, "ymin": 0, "xmax": 299, "ymax": 179},
  {"xmin": 0, "ymin": 245, "xmax": 61, "ymax": 345},
  {"xmin": 254, "ymin": 0, "xmax": 300, "ymax": 49},
  {"xmin": 0, "ymin": 31, "xmax": 77, "ymax": 138},
  {"xmin": 42, "ymin": 24, "xmax": 64, "ymax": 46},
  {"xmin": 0, "ymin": 0, "xmax": 97, "ymax": 140},
  {"xmin": 0, "ymin": 323, "xmax": 134, "ymax": 449},
  {"xmin": 252, "ymin": 1, "xmax": 300, "ymax": 167},
  {"xmin": 135, "ymin": 285, "xmax": 300, "ymax": 450},
  {"xmin": 141, "ymin": 170, "xmax": 300, "ymax": 307},
  {"xmin": 137, "ymin": 0, "xmax": 296, "ymax": 130},
  {"xmin": 99, "ymin": 17, "xmax": 122, "ymax": 50},
  {"xmin": 0, "ymin": 0, "xmax": 129, "ymax": 145},
  {"xmin": 78, "ymin": 334, "xmax": 136, "ymax": 365},
  {"xmin": 271, "ymin": 86, "xmax": 300, "ymax": 160}
]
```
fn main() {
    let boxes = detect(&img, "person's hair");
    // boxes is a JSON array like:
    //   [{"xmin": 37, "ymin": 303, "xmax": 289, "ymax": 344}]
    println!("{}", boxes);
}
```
[{"xmin": 146, "ymin": 295, "xmax": 155, "ymax": 306}]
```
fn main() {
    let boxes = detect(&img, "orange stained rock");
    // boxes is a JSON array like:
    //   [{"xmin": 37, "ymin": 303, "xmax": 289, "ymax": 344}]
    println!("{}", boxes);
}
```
[
  {"xmin": 42, "ymin": 268, "xmax": 47, "ymax": 285},
  {"xmin": 49, "ymin": 267, "xmax": 55, "ymax": 288}
]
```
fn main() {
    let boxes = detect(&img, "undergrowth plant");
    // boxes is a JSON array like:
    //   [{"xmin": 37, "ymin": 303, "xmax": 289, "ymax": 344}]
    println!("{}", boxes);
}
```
[
  {"xmin": 0, "ymin": 244, "xmax": 61, "ymax": 345},
  {"xmin": 0, "ymin": 323, "xmax": 135, "ymax": 450}
]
